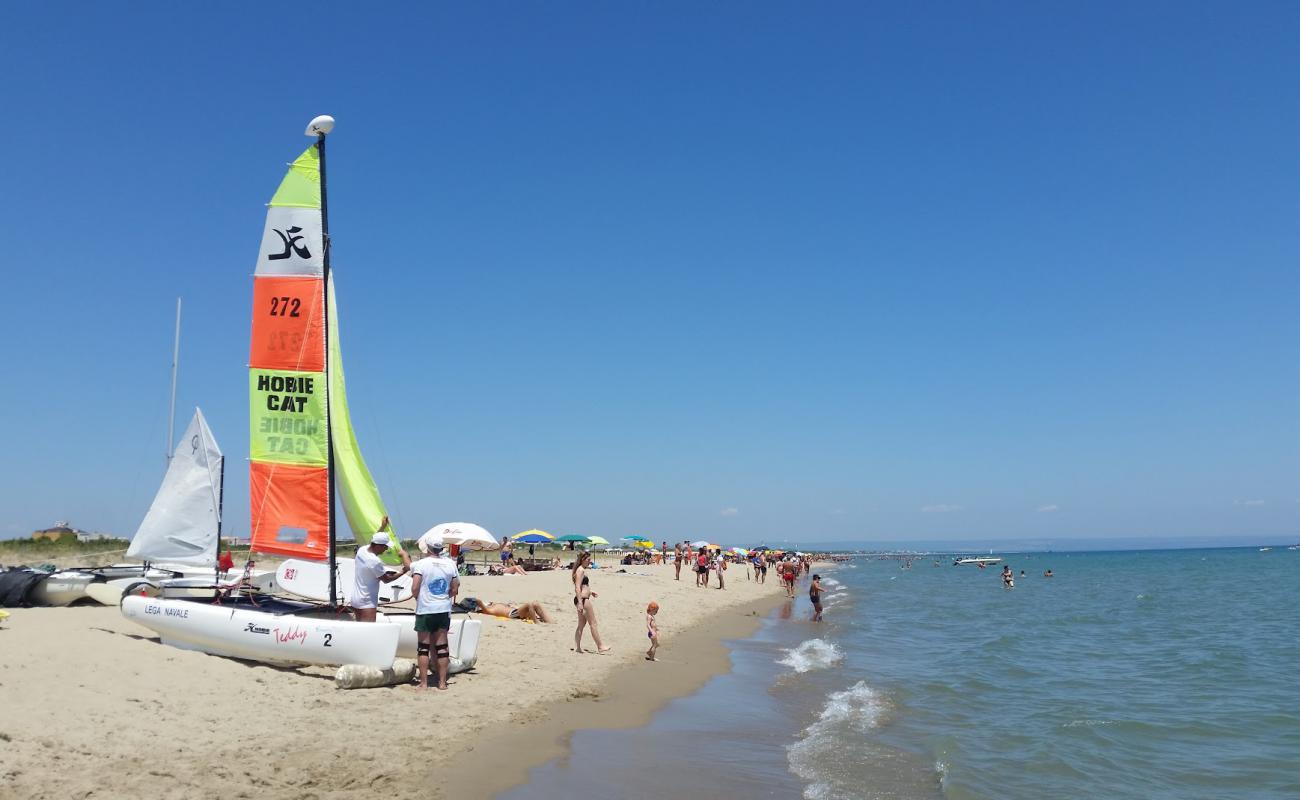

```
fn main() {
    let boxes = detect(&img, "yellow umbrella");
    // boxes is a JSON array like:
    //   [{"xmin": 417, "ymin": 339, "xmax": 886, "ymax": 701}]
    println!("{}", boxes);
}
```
[{"xmin": 587, "ymin": 536, "xmax": 610, "ymax": 546}]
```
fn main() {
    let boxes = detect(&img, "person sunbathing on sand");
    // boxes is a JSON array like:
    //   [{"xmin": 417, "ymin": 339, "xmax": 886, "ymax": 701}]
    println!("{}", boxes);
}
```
[
  {"xmin": 499, "ymin": 557, "xmax": 527, "ymax": 576},
  {"xmin": 461, "ymin": 597, "xmax": 553, "ymax": 623}
]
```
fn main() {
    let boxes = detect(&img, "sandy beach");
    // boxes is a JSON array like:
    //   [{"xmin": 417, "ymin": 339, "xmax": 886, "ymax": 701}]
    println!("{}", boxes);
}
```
[{"xmin": 0, "ymin": 557, "xmax": 785, "ymax": 800}]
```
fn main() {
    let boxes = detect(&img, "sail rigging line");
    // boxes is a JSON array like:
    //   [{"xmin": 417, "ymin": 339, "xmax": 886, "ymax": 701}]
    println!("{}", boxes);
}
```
[
  {"xmin": 360, "ymin": 397, "xmax": 408, "ymax": 549},
  {"xmin": 167, "ymin": 297, "xmax": 182, "ymax": 464}
]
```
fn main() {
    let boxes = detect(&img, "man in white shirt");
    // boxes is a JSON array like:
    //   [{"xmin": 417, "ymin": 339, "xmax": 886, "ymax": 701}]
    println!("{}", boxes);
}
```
[
  {"xmin": 409, "ymin": 534, "xmax": 460, "ymax": 691},
  {"xmin": 352, "ymin": 530, "xmax": 411, "ymax": 622}
]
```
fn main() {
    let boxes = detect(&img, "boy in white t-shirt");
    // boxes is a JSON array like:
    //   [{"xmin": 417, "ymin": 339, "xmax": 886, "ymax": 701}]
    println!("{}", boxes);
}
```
[{"xmin": 409, "ymin": 534, "xmax": 460, "ymax": 691}]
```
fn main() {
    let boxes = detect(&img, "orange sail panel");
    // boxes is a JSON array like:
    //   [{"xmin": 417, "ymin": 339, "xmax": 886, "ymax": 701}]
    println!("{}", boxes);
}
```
[
  {"xmin": 249, "ymin": 276, "xmax": 326, "ymax": 372},
  {"xmin": 248, "ymin": 144, "xmax": 331, "ymax": 560},
  {"xmin": 249, "ymin": 461, "xmax": 329, "ymax": 557}
]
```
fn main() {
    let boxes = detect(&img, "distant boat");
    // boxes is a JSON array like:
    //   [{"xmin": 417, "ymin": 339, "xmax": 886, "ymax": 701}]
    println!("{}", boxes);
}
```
[
  {"xmin": 954, "ymin": 557, "xmax": 1003, "ymax": 566},
  {"xmin": 1259, "ymin": 547, "xmax": 1272, "ymax": 552}
]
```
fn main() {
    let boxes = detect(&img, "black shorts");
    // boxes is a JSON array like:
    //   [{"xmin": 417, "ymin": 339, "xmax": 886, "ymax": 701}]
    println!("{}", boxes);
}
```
[{"xmin": 415, "ymin": 612, "xmax": 451, "ymax": 632}]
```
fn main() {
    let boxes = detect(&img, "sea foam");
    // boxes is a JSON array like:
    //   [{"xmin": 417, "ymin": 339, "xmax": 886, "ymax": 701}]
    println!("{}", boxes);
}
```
[
  {"xmin": 778, "ymin": 638, "xmax": 843, "ymax": 673},
  {"xmin": 787, "ymin": 681, "xmax": 891, "ymax": 799}
]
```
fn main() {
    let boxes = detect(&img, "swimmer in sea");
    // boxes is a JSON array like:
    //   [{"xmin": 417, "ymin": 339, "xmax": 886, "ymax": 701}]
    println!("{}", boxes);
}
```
[
  {"xmin": 1002, "ymin": 565, "xmax": 1014, "ymax": 588},
  {"xmin": 809, "ymin": 574, "xmax": 824, "ymax": 622},
  {"xmin": 1044, "ymin": 569, "xmax": 1054, "ymax": 578}
]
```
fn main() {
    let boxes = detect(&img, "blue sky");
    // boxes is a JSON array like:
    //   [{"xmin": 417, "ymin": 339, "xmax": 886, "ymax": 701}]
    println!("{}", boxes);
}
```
[{"xmin": 1, "ymin": 2, "xmax": 1297, "ymax": 545}]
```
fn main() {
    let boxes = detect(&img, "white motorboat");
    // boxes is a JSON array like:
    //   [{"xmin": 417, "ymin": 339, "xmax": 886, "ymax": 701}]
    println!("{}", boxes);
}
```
[{"xmin": 954, "ymin": 557, "xmax": 1003, "ymax": 565}]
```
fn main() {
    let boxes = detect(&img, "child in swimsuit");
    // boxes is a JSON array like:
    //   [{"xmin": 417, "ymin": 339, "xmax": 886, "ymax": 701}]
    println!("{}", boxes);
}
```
[{"xmin": 645, "ymin": 601, "xmax": 660, "ymax": 661}]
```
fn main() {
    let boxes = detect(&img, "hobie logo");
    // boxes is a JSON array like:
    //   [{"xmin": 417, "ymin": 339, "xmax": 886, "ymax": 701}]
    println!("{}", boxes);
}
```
[
  {"xmin": 269, "ymin": 227, "xmax": 311, "ymax": 261},
  {"xmin": 244, "ymin": 622, "xmax": 271, "ymax": 635}
]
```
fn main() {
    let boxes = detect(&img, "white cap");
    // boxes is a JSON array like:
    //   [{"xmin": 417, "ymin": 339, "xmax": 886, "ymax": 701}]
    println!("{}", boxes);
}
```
[
  {"xmin": 369, "ymin": 532, "xmax": 392, "ymax": 548},
  {"xmin": 419, "ymin": 533, "xmax": 445, "ymax": 554}
]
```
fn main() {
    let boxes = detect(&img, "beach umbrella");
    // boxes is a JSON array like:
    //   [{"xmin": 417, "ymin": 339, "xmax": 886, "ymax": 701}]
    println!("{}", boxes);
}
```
[
  {"xmin": 621, "ymin": 535, "xmax": 645, "ymax": 543},
  {"xmin": 587, "ymin": 535, "xmax": 610, "ymax": 546},
  {"xmin": 554, "ymin": 534, "xmax": 591, "ymax": 543},
  {"xmin": 690, "ymin": 540, "xmax": 711, "ymax": 549},
  {"xmin": 421, "ymin": 522, "xmax": 498, "ymax": 551},
  {"xmin": 634, "ymin": 540, "xmax": 655, "ymax": 549},
  {"xmin": 513, "ymin": 530, "xmax": 554, "ymax": 544},
  {"xmin": 730, "ymin": 547, "xmax": 749, "ymax": 556}
]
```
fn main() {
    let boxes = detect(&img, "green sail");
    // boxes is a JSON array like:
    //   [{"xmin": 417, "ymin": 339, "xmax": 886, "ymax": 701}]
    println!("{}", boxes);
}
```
[{"xmin": 327, "ymin": 274, "xmax": 403, "ymax": 564}]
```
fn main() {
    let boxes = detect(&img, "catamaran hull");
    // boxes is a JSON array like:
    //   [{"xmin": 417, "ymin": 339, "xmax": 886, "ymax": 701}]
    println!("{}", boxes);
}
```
[
  {"xmin": 31, "ymin": 565, "xmax": 196, "ymax": 607},
  {"xmin": 377, "ymin": 612, "xmax": 481, "ymax": 674},
  {"xmin": 121, "ymin": 595, "xmax": 399, "ymax": 667},
  {"xmin": 275, "ymin": 558, "xmax": 413, "ymax": 605}
]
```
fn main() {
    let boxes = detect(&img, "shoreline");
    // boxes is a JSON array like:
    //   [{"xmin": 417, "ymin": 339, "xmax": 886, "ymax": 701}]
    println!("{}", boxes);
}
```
[{"xmin": 442, "ymin": 589, "xmax": 788, "ymax": 799}]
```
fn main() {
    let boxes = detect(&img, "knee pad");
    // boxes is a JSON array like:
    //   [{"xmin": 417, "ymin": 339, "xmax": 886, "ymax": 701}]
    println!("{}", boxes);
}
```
[
  {"xmin": 434, "ymin": 644, "xmax": 450, "ymax": 658},
  {"xmin": 417, "ymin": 643, "xmax": 430, "ymax": 657}
]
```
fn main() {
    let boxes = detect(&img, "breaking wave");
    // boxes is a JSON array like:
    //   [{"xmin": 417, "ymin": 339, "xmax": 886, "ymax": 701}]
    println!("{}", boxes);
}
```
[{"xmin": 778, "ymin": 638, "xmax": 843, "ymax": 673}]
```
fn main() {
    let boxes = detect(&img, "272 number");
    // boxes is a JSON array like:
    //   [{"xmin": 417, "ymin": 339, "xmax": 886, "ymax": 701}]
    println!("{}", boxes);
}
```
[{"xmin": 269, "ymin": 297, "xmax": 301, "ymax": 317}]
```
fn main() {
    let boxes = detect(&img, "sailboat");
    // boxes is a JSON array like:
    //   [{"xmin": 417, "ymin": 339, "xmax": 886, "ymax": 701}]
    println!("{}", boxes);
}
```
[
  {"xmin": 118, "ymin": 116, "xmax": 479, "ymax": 671},
  {"xmin": 30, "ymin": 304, "xmax": 228, "ymax": 607},
  {"xmin": 78, "ymin": 409, "xmax": 229, "ymax": 606},
  {"xmin": 31, "ymin": 410, "xmax": 229, "ymax": 606}
]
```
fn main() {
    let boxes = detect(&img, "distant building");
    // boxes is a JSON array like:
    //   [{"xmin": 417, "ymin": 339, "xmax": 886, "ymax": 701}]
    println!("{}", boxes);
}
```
[
  {"xmin": 30, "ymin": 521, "xmax": 112, "ymax": 542},
  {"xmin": 32, "ymin": 521, "xmax": 80, "ymax": 541}
]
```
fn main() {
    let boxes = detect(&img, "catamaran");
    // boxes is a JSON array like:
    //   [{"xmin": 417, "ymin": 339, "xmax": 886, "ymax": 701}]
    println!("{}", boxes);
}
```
[
  {"xmin": 30, "ymin": 305, "xmax": 232, "ymax": 607},
  {"xmin": 118, "ymin": 116, "xmax": 479, "ymax": 671}
]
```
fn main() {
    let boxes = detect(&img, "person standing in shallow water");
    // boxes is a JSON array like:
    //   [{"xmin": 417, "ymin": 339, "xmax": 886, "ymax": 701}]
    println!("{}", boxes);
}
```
[
  {"xmin": 809, "ymin": 574, "xmax": 824, "ymax": 622},
  {"xmin": 572, "ymin": 551, "xmax": 610, "ymax": 654}
]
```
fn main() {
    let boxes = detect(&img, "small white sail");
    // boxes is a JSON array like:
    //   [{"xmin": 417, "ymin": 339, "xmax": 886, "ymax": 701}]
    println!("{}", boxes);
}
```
[{"xmin": 126, "ymin": 408, "xmax": 223, "ymax": 566}]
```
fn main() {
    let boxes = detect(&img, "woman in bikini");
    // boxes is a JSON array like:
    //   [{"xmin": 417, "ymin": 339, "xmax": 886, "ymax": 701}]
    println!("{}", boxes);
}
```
[
  {"xmin": 462, "ymin": 597, "xmax": 553, "ymax": 623},
  {"xmin": 572, "ymin": 551, "xmax": 611, "ymax": 654}
]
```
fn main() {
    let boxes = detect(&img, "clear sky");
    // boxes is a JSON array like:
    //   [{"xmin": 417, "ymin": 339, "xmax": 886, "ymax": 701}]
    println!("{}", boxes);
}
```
[{"xmin": 2, "ymin": 2, "xmax": 1297, "ymax": 545}]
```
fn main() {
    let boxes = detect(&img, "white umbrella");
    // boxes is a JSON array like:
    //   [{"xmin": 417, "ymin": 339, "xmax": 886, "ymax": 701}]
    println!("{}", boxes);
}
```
[
  {"xmin": 690, "ymin": 540, "xmax": 711, "ymax": 549},
  {"xmin": 420, "ymin": 522, "xmax": 499, "ymax": 552}
]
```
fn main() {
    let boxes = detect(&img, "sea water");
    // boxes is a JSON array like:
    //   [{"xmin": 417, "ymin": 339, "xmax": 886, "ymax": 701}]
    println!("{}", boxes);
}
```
[{"xmin": 502, "ymin": 548, "xmax": 1300, "ymax": 799}]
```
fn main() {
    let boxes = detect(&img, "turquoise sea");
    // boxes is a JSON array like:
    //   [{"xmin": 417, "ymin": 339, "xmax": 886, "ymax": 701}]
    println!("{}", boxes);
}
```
[{"xmin": 502, "ymin": 547, "xmax": 1300, "ymax": 799}]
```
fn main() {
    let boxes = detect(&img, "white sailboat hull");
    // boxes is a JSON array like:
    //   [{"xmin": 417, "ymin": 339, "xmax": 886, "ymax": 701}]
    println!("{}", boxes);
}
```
[
  {"xmin": 30, "ymin": 564, "xmax": 205, "ymax": 607},
  {"xmin": 121, "ymin": 595, "xmax": 399, "ymax": 668},
  {"xmin": 377, "ymin": 612, "xmax": 481, "ymax": 674},
  {"xmin": 276, "ymin": 558, "xmax": 413, "ymax": 605}
]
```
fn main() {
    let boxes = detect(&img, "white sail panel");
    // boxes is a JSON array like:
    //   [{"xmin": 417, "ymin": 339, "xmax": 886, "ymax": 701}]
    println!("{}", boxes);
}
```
[
  {"xmin": 255, "ymin": 207, "xmax": 324, "ymax": 276},
  {"xmin": 127, "ymin": 408, "xmax": 224, "ymax": 566}
]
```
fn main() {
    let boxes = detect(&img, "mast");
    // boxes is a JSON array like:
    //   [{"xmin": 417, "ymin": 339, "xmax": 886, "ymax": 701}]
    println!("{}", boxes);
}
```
[
  {"xmin": 316, "ymin": 120, "xmax": 339, "ymax": 609},
  {"xmin": 215, "ymin": 456, "xmax": 225, "ymax": 582},
  {"xmin": 167, "ymin": 297, "xmax": 182, "ymax": 463}
]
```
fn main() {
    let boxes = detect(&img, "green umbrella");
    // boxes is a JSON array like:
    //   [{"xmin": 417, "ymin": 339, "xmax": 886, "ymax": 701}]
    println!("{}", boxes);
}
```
[{"xmin": 554, "ymin": 534, "xmax": 592, "ymax": 543}]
